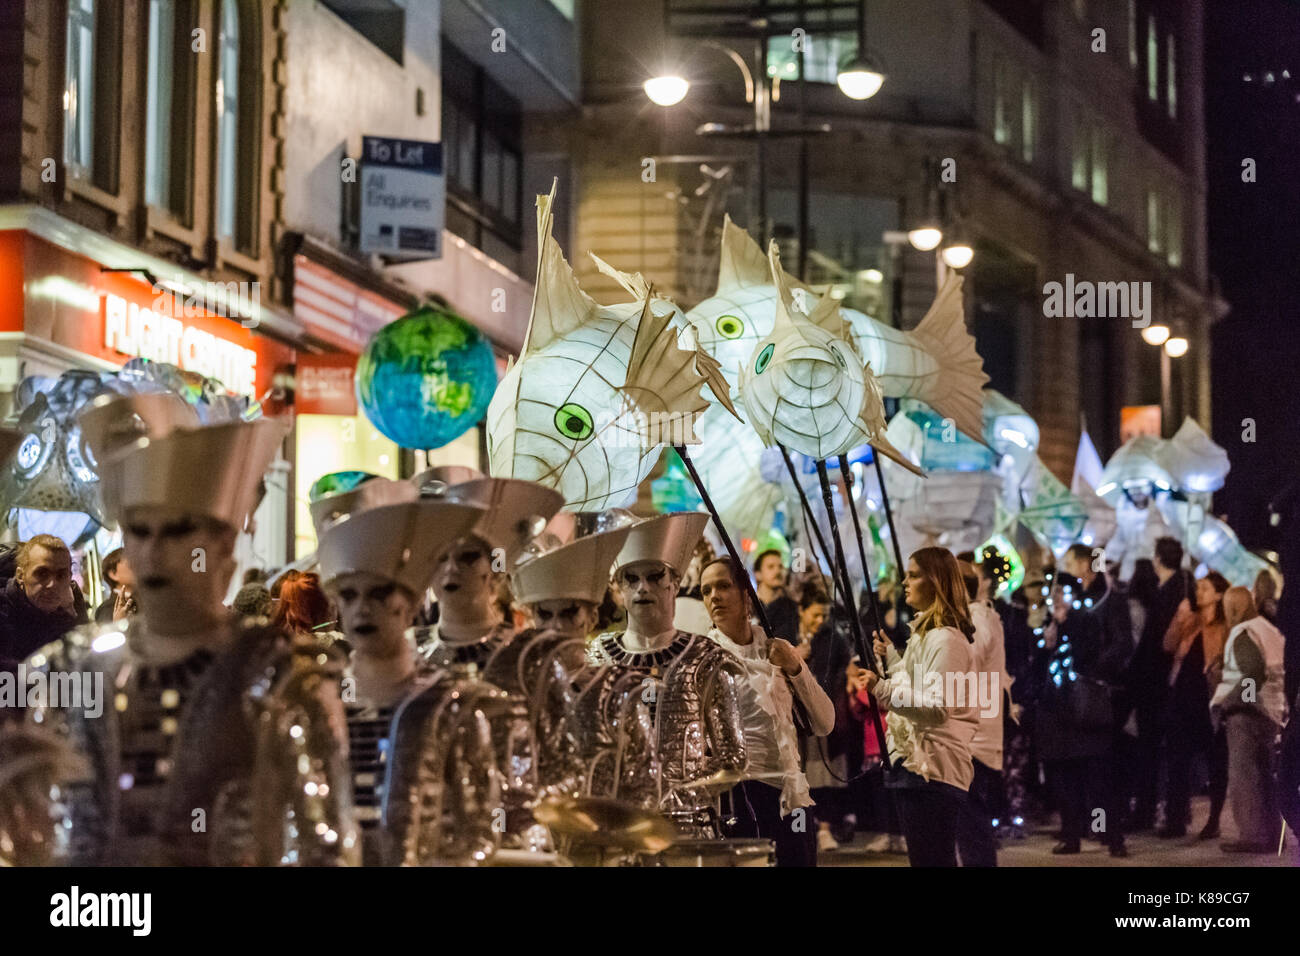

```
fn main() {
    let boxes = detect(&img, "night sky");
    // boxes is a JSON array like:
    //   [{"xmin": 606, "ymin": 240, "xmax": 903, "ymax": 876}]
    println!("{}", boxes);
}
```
[{"xmin": 1206, "ymin": 0, "xmax": 1300, "ymax": 550}]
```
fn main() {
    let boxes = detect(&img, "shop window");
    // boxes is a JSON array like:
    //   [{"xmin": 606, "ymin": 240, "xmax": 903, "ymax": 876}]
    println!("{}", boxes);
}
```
[
  {"xmin": 766, "ymin": 30, "xmax": 854, "ymax": 84},
  {"xmin": 442, "ymin": 39, "xmax": 523, "ymax": 255},
  {"xmin": 1071, "ymin": 117, "xmax": 1089, "ymax": 192},
  {"xmin": 145, "ymin": 0, "xmax": 197, "ymax": 222},
  {"xmin": 63, "ymin": 0, "xmax": 122, "ymax": 193},
  {"xmin": 215, "ymin": 0, "xmax": 260, "ymax": 254}
]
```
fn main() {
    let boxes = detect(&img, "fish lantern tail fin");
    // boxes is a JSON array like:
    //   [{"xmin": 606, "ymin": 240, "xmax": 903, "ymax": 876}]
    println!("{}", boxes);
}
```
[{"xmin": 905, "ymin": 273, "xmax": 989, "ymax": 444}]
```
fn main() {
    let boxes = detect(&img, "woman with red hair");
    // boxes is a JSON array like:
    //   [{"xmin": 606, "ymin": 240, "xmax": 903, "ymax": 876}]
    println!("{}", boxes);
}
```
[{"xmin": 272, "ymin": 570, "xmax": 337, "ymax": 642}]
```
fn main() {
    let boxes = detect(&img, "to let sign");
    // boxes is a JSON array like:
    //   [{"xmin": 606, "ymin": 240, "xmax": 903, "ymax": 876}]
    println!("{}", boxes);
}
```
[
  {"xmin": 360, "ymin": 135, "xmax": 443, "ymax": 260},
  {"xmin": 298, "ymin": 353, "xmax": 359, "ymax": 416}
]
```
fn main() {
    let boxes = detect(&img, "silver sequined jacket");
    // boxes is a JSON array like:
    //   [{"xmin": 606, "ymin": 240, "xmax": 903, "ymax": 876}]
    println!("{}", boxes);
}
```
[
  {"xmin": 578, "ymin": 630, "xmax": 748, "ymax": 808},
  {"xmin": 0, "ymin": 616, "xmax": 360, "ymax": 866}
]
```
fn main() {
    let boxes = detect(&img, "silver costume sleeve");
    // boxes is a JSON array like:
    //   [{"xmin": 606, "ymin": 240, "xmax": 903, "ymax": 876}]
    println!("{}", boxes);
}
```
[{"xmin": 702, "ymin": 657, "xmax": 748, "ymax": 777}]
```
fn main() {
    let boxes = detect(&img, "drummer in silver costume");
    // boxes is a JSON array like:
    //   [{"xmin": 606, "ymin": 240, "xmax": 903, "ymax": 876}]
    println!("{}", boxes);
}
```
[
  {"xmin": 581, "ymin": 512, "xmax": 748, "ymax": 819},
  {"xmin": 499, "ymin": 519, "xmax": 633, "ymax": 798},
  {"xmin": 316, "ymin": 497, "xmax": 514, "ymax": 866},
  {"xmin": 1, "ymin": 404, "xmax": 359, "ymax": 866},
  {"xmin": 414, "ymin": 475, "xmax": 564, "ymax": 847}
]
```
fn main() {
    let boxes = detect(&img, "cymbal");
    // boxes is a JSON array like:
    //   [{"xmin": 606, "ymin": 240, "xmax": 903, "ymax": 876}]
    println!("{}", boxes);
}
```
[
  {"xmin": 534, "ymin": 796, "xmax": 677, "ymax": 852},
  {"xmin": 677, "ymin": 768, "xmax": 786, "ymax": 791}
]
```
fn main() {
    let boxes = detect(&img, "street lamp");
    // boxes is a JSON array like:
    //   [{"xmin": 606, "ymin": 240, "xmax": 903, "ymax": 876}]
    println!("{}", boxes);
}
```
[
  {"xmin": 1141, "ymin": 323, "xmax": 1170, "ymax": 346},
  {"xmin": 906, "ymin": 225, "xmax": 944, "ymax": 251},
  {"xmin": 1164, "ymin": 335, "xmax": 1189, "ymax": 358},
  {"xmin": 837, "ymin": 53, "xmax": 885, "ymax": 100},
  {"xmin": 644, "ymin": 75, "xmax": 690, "ymax": 107}
]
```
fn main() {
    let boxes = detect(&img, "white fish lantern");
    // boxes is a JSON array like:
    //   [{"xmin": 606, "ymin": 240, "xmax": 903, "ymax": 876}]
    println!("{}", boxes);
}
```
[
  {"xmin": 1017, "ymin": 458, "xmax": 1089, "ymax": 558},
  {"xmin": 687, "ymin": 216, "xmax": 989, "ymax": 442},
  {"xmin": 486, "ymin": 183, "xmax": 734, "ymax": 510},
  {"xmin": 1159, "ymin": 417, "xmax": 1230, "ymax": 494},
  {"xmin": 1074, "ymin": 479, "xmax": 1118, "ymax": 549},
  {"xmin": 738, "ymin": 242, "xmax": 919, "ymax": 471},
  {"xmin": 1095, "ymin": 434, "xmax": 1175, "ymax": 507},
  {"xmin": 1193, "ymin": 515, "xmax": 1270, "ymax": 588},
  {"xmin": 982, "ymin": 389, "xmax": 1040, "ymax": 501}
]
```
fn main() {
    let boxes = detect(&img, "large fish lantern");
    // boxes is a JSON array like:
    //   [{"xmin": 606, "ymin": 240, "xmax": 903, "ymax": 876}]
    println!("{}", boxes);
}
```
[
  {"xmin": 486, "ymin": 184, "xmax": 735, "ymax": 510},
  {"xmin": 737, "ymin": 241, "xmax": 921, "ymax": 472},
  {"xmin": 687, "ymin": 215, "xmax": 988, "ymax": 442}
]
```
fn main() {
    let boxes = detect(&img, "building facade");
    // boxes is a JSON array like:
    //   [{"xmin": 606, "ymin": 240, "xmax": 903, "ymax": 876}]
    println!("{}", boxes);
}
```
[
  {"xmin": 559, "ymin": 0, "xmax": 1220, "ymax": 478},
  {"xmin": 0, "ymin": 0, "xmax": 577, "ymax": 573}
]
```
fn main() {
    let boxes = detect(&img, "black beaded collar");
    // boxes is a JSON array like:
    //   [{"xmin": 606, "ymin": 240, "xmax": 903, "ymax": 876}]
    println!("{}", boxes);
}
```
[{"xmin": 597, "ymin": 631, "xmax": 692, "ymax": 669}]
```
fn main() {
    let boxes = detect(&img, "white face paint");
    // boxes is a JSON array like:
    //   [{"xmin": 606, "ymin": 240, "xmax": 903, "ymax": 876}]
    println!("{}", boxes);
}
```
[
  {"xmin": 121, "ymin": 507, "xmax": 235, "ymax": 638},
  {"xmin": 330, "ymin": 572, "xmax": 416, "ymax": 655}
]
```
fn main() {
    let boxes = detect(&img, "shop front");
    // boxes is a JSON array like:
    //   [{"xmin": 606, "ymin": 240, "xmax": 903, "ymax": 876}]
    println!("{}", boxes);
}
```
[{"xmin": 0, "ymin": 209, "xmax": 297, "ymax": 593}]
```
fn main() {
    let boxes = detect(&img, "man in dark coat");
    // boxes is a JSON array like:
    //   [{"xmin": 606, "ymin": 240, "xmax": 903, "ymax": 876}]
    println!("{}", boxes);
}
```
[
  {"xmin": 0, "ymin": 535, "xmax": 90, "ymax": 666},
  {"xmin": 1125, "ymin": 536, "xmax": 1194, "ymax": 830}
]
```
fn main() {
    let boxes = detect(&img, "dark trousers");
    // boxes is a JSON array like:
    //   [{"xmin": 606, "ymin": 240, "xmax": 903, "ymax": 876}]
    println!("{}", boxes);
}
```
[
  {"xmin": 1207, "ymin": 725, "xmax": 1228, "ymax": 825},
  {"xmin": 726, "ymin": 780, "xmax": 817, "ymax": 867},
  {"xmin": 1132, "ymin": 705, "xmax": 1164, "ymax": 826},
  {"xmin": 1165, "ymin": 731, "xmax": 1208, "ymax": 832},
  {"xmin": 955, "ymin": 759, "xmax": 1001, "ymax": 866},
  {"xmin": 889, "ymin": 765, "xmax": 966, "ymax": 867},
  {"xmin": 1049, "ymin": 753, "xmax": 1126, "ymax": 847}
]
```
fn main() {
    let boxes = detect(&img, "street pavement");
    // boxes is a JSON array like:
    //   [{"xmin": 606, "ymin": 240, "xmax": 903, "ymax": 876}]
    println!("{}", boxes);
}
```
[{"xmin": 821, "ymin": 797, "xmax": 1296, "ymax": 867}]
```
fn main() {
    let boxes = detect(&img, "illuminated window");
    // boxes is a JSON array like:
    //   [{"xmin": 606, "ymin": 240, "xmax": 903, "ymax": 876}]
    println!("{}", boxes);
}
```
[
  {"xmin": 994, "ymin": 60, "xmax": 1011, "ymax": 146},
  {"xmin": 1128, "ymin": 0, "xmax": 1137, "ymax": 69},
  {"xmin": 1090, "ymin": 128, "xmax": 1108, "ymax": 206},
  {"xmin": 1072, "ymin": 118, "xmax": 1089, "ymax": 192},
  {"xmin": 1021, "ymin": 79, "xmax": 1036, "ymax": 163},
  {"xmin": 216, "ymin": 0, "xmax": 239, "ymax": 241},
  {"xmin": 145, "ymin": 0, "xmax": 195, "ymax": 220},
  {"xmin": 64, "ymin": 0, "xmax": 95, "ymax": 178},
  {"xmin": 1166, "ymin": 198, "xmax": 1182, "ymax": 267},
  {"xmin": 1147, "ymin": 15, "xmax": 1158, "ymax": 100},
  {"xmin": 1166, "ymin": 34, "xmax": 1177, "ymax": 118}
]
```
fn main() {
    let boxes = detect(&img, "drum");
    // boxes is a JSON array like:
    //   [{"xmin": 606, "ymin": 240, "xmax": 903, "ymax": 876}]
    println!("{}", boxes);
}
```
[
  {"xmin": 645, "ymin": 838, "xmax": 775, "ymax": 867},
  {"xmin": 485, "ymin": 848, "xmax": 573, "ymax": 866}
]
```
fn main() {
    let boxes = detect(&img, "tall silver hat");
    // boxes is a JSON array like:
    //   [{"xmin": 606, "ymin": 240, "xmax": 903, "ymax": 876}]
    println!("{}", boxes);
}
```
[
  {"xmin": 413, "ymin": 464, "xmax": 485, "ymax": 497},
  {"xmin": 512, "ymin": 525, "xmax": 634, "ymax": 605},
  {"xmin": 309, "ymin": 477, "xmax": 419, "ymax": 536},
  {"xmin": 100, "ymin": 418, "xmax": 288, "ymax": 530},
  {"xmin": 76, "ymin": 391, "xmax": 201, "ymax": 465},
  {"xmin": 439, "ymin": 477, "xmax": 565, "ymax": 567},
  {"xmin": 317, "ymin": 500, "xmax": 487, "ymax": 597},
  {"xmin": 613, "ymin": 512, "xmax": 711, "ymax": 577}
]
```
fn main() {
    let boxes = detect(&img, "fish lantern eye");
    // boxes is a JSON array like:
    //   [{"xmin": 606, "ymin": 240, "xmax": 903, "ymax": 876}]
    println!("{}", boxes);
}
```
[
  {"xmin": 554, "ymin": 402, "xmax": 595, "ymax": 441},
  {"xmin": 715, "ymin": 315, "xmax": 745, "ymax": 340},
  {"xmin": 754, "ymin": 343, "xmax": 775, "ymax": 375}
]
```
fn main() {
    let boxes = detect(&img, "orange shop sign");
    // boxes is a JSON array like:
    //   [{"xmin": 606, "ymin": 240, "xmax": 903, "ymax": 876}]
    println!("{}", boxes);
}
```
[{"xmin": 297, "ymin": 353, "xmax": 358, "ymax": 416}]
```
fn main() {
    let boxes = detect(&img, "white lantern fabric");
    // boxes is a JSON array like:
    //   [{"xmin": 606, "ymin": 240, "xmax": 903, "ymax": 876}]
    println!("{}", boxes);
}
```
[
  {"xmin": 1095, "ymin": 434, "xmax": 1175, "ymax": 507},
  {"xmin": 486, "ymin": 183, "xmax": 732, "ymax": 510},
  {"xmin": 1159, "ymin": 417, "xmax": 1230, "ymax": 494}
]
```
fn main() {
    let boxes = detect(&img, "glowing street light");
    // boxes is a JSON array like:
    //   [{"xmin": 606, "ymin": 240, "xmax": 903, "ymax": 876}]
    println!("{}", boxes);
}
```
[
  {"xmin": 1164, "ymin": 336, "xmax": 1189, "ymax": 357},
  {"xmin": 836, "ymin": 54, "xmax": 885, "ymax": 100},
  {"xmin": 644, "ymin": 75, "xmax": 690, "ymax": 107},
  {"xmin": 1141, "ymin": 324, "xmax": 1170, "ymax": 346},
  {"xmin": 907, "ymin": 225, "xmax": 944, "ymax": 251}
]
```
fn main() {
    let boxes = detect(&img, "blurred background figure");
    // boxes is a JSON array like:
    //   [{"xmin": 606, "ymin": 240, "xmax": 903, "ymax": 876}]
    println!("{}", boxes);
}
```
[
  {"xmin": 755, "ymin": 548, "xmax": 799, "ymax": 644},
  {"xmin": 94, "ymin": 548, "xmax": 137, "ymax": 624},
  {"xmin": 272, "ymin": 570, "xmax": 338, "ymax": 646}
]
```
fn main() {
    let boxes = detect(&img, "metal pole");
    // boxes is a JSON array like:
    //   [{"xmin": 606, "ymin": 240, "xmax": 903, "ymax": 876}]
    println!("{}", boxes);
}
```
[
  {"xmin": 871, "ymin": 449, "xmax": 908, "ymax": 582},
  {"xmin": 674, "ymin": 445, "xmax": 776, "ymax": 640},
  {"xmin": 778, "ymin": 444, "xmax": 835, "ymax": 594},
  {"xmin": 814, "ymin": 459, "xmax": 890, "ymax": 759},
  {"xmin": 796, "ymin": 0, "xmax": 810, "ymax": 280}
]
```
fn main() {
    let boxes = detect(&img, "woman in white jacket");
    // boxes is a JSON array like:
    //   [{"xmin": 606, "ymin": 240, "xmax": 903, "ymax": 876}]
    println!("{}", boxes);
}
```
[
  {"xmin": 861, "ymin": 547, "xmax": 980, "ymax": 867},
  {"xmin": 1211, "ymin": 587, "xmax": 1288, "ymax": 852}
]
